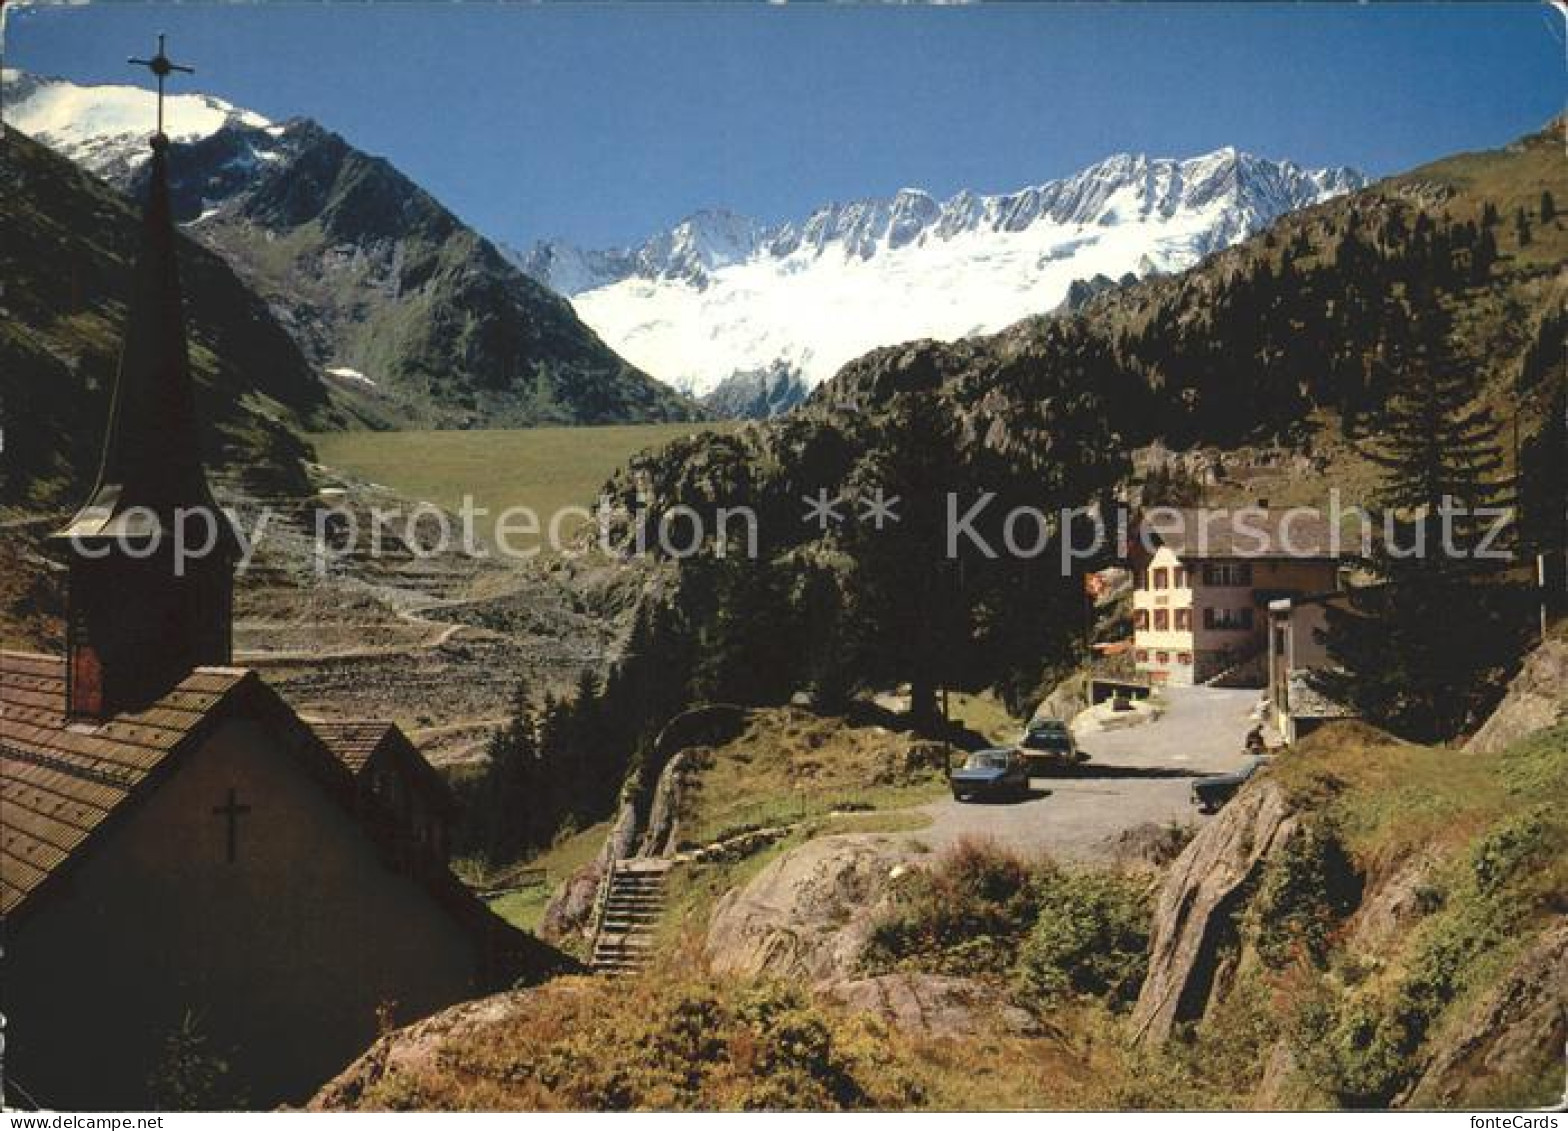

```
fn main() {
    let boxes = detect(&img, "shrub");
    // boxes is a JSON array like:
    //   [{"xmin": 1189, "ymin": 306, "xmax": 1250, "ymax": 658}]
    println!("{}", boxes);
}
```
[
  {"xmin": 1470, "ymin": 807, "xmax": 1550, "ymax": 895},
  {"xmin": 1015, "ymin": 870, "xmax": 1151, "ymax": 1009},
  {"xmin": 146, "ymin": 1011, "xmax": 247, "ymax": 1112},
  {"xmin": 1251, "ymin": 821, "xmax": 1361, "ymax": 968},
  {"xmin": 862, "ymin": 838, "xmax": 1040, "ymax": 977}
]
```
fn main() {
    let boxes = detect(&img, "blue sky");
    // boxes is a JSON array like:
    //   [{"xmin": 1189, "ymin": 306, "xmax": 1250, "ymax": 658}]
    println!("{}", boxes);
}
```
[{"xmin": 5, "ymin": 3, "xmax": 1562, "ymax": 248}]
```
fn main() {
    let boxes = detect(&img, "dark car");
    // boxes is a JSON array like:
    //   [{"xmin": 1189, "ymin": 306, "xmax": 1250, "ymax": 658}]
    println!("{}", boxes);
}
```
[
  {"xmin": 1020, "ymin": 718, "xmax": 1086, "ymax": 770},
  {"xmin": 950, "ymin": 748, "xmax": 1031, "ymax": 802},
  {"xmin": 1192, "ymin": 755, "xmax": 1271, "ymax": 813}
]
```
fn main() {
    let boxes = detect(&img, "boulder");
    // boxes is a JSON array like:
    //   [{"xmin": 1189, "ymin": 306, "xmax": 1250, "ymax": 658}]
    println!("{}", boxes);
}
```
[
  {"xmin": 705, "ymin": 835, "xmax": 916, "ymax": 984},
  {"xmin": 309, "ymin": 984, "xmax": 555, "ymax": 1110},
  {"xmin": 1465, "ymin": 635, "xmax": 1568, "ymax": 754},
  {"xmin": 1129, "ymin": 779, "xmax": 1297, "ymax": 1044},
  {"xmin": 820, "ymin": 972, "xmax": 1043, "ymax": 1038}
]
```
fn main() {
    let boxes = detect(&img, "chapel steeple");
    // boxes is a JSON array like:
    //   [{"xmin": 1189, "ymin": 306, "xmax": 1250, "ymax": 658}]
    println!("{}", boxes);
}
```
[{"xmin": 49, "ymin": 36, "xmax": 238, "ymax": 717}]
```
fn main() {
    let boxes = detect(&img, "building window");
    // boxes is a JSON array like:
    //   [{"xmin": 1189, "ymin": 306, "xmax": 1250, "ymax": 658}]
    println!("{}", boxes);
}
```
[
  {"xmin": 1203, "ymin": 562, "xmax": 1254, "ymax": 586},
  {"xmin": 1154, "ymin": 609, "xmax": 1170, "ymax": 631},
  {"xmin": 1177, "ymin": 652, "xmax": 1192, "ymax": 664},
  {"xmin": 1136, "ymin": 649, "xmax": 1149, "ymax": 662},
  {"xmin": 1175, "ymin": 608, "xmax": 1191, "ymax": 630},
  {"xmin": 1135, "ymin": 609, "xmax": 1150, "ymax": 630},
  {"xmin": 1156, "ymin": 650, "xmax": 1170, "ymax": 664},
  {"xmin": 1204, "ymin": 606, "xmax": 1255, "ymax": 631},
  {"xmin": 1174, "ymin": 567, "xmax": 1189, "ymax": 588},
  {"xmin": 1153, "ymin": 567, "xmax": 1169, "ymax": 590}
]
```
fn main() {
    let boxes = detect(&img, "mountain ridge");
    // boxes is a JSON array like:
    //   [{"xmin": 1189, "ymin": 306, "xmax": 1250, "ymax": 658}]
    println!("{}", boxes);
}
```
[
  {"xmin": 512, "ymin": 148, "xmax": 1366, "ymax": 400},
  {"xmin": 5, "ymin": 71, "xmax": 702, "ymax": 429}
]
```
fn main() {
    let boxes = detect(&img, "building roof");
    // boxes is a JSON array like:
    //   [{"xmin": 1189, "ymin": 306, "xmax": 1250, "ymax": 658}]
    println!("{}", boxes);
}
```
[
  {"xmin": 1135, "ymin": 507, "xmax": 1346, "ymax": 561},
  {"xmin": 312, "ymin": 720, "xmax": 393, "ymax": 775},
  {"xmin": 1, "ymin": 651, "xmax": 259, "ymax": 915},
  {"xmin": 47, "ymin": 140, "xmax": 234, "ymax": 551},
  {"xmin": 314, "ymin": 719, "xmax": 458, "ymax": 814},
  {"xmin": 0, "ymin": 651, "xmax": 457, "ymax": 917},
  {"xmin": 1286, "ymin": 669, "xmax": 1358, "ymax": 722}
]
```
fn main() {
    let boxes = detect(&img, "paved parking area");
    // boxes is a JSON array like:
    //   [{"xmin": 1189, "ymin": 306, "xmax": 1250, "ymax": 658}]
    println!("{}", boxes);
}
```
[
  {"xmin": 915, "ymin": 686, "xmax": 1265, "ymax": 862},
  {"xmin": 1073, "ymin": 686, "xmax": 1264, "ymax": 773}
]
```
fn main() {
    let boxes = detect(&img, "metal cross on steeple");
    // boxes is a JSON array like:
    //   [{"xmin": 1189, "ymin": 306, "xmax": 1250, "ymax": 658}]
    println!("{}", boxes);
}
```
[{"xmin": 127, "ymin": 33, "xmax": 195, "ymax": 140}]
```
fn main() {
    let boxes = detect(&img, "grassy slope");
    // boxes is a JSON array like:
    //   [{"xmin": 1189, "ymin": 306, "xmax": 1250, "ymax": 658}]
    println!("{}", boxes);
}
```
[
  {"xmin": 327, "ymin": 714, "xmax": 1565, "ymax": 1110},
  {"xmin": 1196, "ymin": 122, "xmax": 1568, "ymax": 511},
  {"xmin": 482, "ymin": 818, "xmax": 615, "ymax": 934},
  {"xmin": 1, "ymin": 127, "xmax": 336, "ymax": 510},
  {"xmin": 1128, "ymin": 719, "xmax": 1568, "ymax": 1110}
]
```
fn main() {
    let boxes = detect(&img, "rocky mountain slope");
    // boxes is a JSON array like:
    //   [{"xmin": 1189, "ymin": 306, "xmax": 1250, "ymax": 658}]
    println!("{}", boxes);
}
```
[
  {"xmin": 515, "ymin": 150, "xmax": 1364, "ymax": 402},
  {"xmin": 1132, "ymin": 714, "xmax": 1566, "ymax": 1109},
  {"xmin": 6, "ymin": 71, "xmax": 699, "ymax": 429},
  {"xmin": 0, "ymin": 124, "xmax": 335, "ymax": 508}
]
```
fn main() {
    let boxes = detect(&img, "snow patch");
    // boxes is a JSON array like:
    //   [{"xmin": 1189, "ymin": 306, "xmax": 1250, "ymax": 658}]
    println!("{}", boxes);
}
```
[{"xmin": 325, "ymin": 366, "xmax": 377, "ymax": 388}]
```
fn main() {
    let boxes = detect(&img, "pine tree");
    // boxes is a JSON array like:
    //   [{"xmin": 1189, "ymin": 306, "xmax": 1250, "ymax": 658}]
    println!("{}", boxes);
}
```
[
  {"xmin": 1472, "ymin": 226, "xmax": 1498, "ymax": 283},
  {"xmin": 1541, "ymin": 190, "xmax": 1557, "ymax": 224},
  {"xmin": 1515, "ymin": 206, "xmax": 1533, "ymax": 247},
  {"xmin": 840, "ymin": 392, "xmax": 967, "ymax": 731},
  {"xmin": 1518, "ymin": 370, "xmax": 1567, "ymax": 558},
  {"xmin": 1316, "ymin": 299, "xmax": 1525, "ymax": 742},
  {"xmin": 475, "ymin": 679, "xmax": 540, "ymax": 865}
]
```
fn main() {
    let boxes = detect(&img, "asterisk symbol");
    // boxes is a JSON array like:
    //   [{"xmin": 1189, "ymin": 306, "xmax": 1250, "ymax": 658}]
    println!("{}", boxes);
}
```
[
  {"xmin": 859, "ymin": 487, "xmax": 901, "ymax": 530},
  {"xmin": 801, "ymin": 488, "xmax": 844, "ymax": 532}
]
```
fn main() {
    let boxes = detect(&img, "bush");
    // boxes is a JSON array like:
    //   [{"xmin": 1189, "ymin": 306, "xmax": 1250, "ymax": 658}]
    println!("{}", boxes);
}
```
[
  {"xmin": 146, "ymin": 1012, "xmax": 247, "ymax": 1112},
  {"xmin": 862, "ymin": 838, "xmax": 1039, "ymax": 977},
  {"xmin": 1251, "ymin": 821, "xmax": 1361, "ymax": 968},
  {"xmin": 1470, "ymin": 807, "xmax": 1550, "ymax": 895},
  {"xmin": 1015, "ymin": 870, "xmax": 1151, "ymax": 1009},
  {"xmin": 863, "ymin": 839, "xmax": 1152, "ymax": 1013}
]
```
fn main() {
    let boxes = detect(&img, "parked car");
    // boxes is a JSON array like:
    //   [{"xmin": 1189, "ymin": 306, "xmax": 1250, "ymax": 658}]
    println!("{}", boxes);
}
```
[
  {"xmin": 950, "ymin": 748, "xmax": 1031, "ymax": 802},
  {"xmin": 1192, "ymin": 755, "xmax": 1272, "ymax": 813},
  {"xmin": 1020, "ymin": 718, "xmax": 1086, "ymax": 769}
]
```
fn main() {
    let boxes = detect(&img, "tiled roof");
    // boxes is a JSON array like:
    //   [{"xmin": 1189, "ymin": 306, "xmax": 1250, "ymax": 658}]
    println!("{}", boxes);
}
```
[
  {"xmin": 1287, "ymin": 669, "xmax": 1358, "ymax": 721},
  {"xmin": 0, "ymin": 651, "xmax": 251, "ymax": 916},
  {"xmin": 1, "ymin": 650, "xmax": 561, "ymax": 985},
  {"xmin": 1137, "ymin": 507, "xmax": 1344, "ymax": 560},
  {"xmin": 313, "ymin": 720, "xmax": 394, "ymax": 775},
  {"xmin": 315, "ymin": 719, "xmax": 459, "ymax": 815}
]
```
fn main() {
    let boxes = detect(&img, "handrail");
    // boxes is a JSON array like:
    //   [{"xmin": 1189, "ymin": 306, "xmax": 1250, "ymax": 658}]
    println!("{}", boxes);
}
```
[{"xmin": 586, "ymin": 854, "xmax": 618, "ymax": 968}]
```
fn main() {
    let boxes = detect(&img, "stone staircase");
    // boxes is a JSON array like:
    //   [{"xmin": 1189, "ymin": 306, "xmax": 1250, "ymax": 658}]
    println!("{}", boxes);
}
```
[
  {"xmin": 1204, "ymin": 646, "xmax": 1268, "ymax": 689},
  {"xmin": 589, "ymin": 858, "xmax": 671, "ymax": 976}
]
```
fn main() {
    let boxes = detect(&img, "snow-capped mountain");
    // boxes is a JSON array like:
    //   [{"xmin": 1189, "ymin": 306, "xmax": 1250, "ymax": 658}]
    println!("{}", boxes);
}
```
[
  {"xmin": 5, "ymin": 71, "xmax": 697, "ymax": 427},
  {"xmin": 515, "ymin": 150, "xmax": 1365, "ymax": 398},
  {"xmin": 3, "ymin": 68, "xmax": 282, "ymax": 184}
]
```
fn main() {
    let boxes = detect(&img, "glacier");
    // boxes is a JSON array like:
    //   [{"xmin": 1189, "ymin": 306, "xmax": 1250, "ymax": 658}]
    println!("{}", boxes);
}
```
[{"xmin": 517, "ymin": 149, "xmax": 1365, "ymax": 397}]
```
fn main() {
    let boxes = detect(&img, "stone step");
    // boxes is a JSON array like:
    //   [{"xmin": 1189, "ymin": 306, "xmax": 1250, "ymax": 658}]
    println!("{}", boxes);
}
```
[{"xmin": 596, "ymin": 940, "xmax": 655, "ymax": 954}]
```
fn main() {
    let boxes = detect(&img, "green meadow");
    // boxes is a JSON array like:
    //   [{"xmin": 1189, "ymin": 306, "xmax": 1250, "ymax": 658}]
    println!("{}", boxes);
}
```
[{"xmin": 308, "ymin": 421, "xmax": 740, "ymax": 533}]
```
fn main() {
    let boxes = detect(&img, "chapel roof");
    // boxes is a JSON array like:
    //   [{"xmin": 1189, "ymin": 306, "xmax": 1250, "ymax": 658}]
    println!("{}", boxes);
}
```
[{"xmin": 0, "ymin": 651, "xmax": 456, "ymax": 916}]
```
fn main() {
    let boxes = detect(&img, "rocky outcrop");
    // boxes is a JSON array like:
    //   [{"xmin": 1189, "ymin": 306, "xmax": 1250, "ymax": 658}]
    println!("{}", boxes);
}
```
[
  {"xmin": 705, "ymin": 836, "xmax": 917, "ymax": 984},
  {"xmin": 1465, "ymin": 635, "xmax": 1568, "ymax": 755},
  {"xmin": 540, "ymin": 705, "xmax": 748, "ymax": 942},
  {"xmin": 1405, "ymin": 921, "xmax": 1568, "ymax": 1107},
  {"xmin": 819, "ymin": 973, "xmax": 1043, "ymax": 1038},
  {"xmin": 639, "ymin": 748, "xmax": 697, "ymax": 858},
  {"xmin": 539, "ymin": 799, "xmax": 640, "ymax": 943},
  {"xmin": 1130, "ymin": 778, "xmax": 1298, "ymax": 1044},
  {"xmin": 309, "ymin": 985, "xmax": 554, "ymax": 1110}
]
